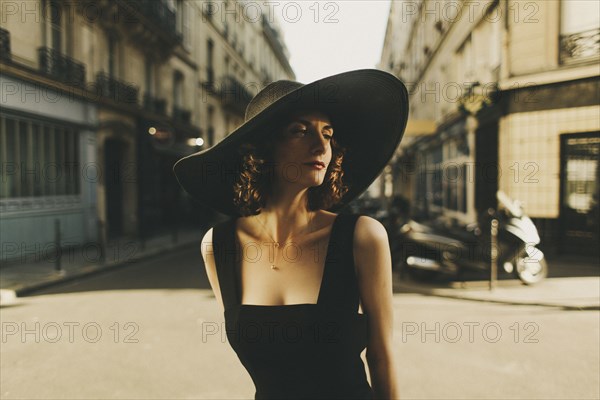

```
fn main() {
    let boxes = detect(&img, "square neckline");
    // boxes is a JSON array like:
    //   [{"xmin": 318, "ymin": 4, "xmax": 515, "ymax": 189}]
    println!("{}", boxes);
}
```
[{"xmin": 232, "ymin": 213, "xmax": 342, "ymax": 308}]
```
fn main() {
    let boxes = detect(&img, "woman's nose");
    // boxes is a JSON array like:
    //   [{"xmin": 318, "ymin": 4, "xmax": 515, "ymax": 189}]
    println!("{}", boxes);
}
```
[{"xmin": 310, "ymin": 130, "xmax": 328, "ymax": 152}]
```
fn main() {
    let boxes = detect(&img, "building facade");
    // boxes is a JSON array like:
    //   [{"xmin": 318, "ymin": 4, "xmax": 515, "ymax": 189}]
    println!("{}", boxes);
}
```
[
  {"xmin": 0, "ymin": 0, "xmax": 295, "ymax": 262},
  {"xmin": 379, "ymin": 0, "xmax": 599, "ymax": 256},
  {"xmin": 197, "ymin": 0, "xmax": 295, "ymax": 147}
]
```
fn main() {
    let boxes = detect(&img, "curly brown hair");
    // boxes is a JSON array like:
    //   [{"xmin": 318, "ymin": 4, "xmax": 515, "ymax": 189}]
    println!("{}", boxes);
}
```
[{"xmin": 232, "ymin": 121, "xmax": 350, "ymax": 216}]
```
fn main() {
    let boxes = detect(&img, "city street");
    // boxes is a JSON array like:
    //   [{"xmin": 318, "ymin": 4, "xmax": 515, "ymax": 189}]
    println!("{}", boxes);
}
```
[
  {"xmin": 1, "ymin": 1, "xmax": 598, "ymax": 399},
  {"xmin": 1, "ymin": 245, "xmax": 598, "ymax": 400}
]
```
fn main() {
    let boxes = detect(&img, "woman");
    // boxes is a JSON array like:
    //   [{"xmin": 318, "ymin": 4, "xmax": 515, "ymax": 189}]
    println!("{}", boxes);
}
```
[{"xmin": 173, "ymin": 70, "xmax": 408, "ymax": 399}]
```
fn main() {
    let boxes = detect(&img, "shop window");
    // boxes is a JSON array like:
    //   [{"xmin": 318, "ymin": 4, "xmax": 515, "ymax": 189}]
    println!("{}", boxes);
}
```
[{"xmin": 0, "ymin": 115, "xmax": 79, "ymax": 199}]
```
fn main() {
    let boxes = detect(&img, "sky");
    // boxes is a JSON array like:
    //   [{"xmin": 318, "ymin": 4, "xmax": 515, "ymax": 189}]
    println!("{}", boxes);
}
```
[{"xmin": 274, "ymin": 1, "xmax": 392, "ymax": 83}]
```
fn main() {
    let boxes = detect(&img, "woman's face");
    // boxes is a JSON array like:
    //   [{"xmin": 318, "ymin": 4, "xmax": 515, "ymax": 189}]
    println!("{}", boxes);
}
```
[{"xmin": 271, "ymin": 110, "xmax": 334, "ymax": 188}]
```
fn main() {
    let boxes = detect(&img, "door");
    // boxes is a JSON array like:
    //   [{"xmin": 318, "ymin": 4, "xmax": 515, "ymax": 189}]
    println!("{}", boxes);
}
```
[
  {"xmin": 104, "ymin": 138, "xmax": 125, "ymax": 239},
  {"xmin": 559, "ymin": 131, "xmax": 600, "ymax": 256}
]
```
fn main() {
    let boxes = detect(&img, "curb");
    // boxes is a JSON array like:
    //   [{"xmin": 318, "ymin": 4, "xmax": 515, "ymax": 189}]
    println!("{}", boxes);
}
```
[
  {"xmin": 7, "ymin": 239, "xmax": 200, "ymax": 297},
  {"xmin": 393, "ymin": 275, "xmax": 600, "ymax": 310}
]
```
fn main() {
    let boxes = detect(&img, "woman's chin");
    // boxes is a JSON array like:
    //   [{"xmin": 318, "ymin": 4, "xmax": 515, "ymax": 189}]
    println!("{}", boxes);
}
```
[{"xmin": 307, "ymin": 178, "xmax": 325, "ymax": 187}]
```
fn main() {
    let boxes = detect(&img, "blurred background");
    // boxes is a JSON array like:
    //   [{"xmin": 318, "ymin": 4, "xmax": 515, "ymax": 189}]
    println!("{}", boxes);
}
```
[{"xmin": 1, "ymin": 1, "xmax": 598, "ymax": 399}]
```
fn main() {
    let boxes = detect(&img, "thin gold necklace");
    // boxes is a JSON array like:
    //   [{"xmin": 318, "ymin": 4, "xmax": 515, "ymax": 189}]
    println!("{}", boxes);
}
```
[{"xmin": 253, "ymin": 211, "xmax": 316, "ymax": 271}]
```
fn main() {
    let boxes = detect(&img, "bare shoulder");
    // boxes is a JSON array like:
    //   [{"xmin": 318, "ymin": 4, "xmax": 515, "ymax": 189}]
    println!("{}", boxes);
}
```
[
  {"xmin": 353, "ymin": 215, "xmax": 391, "ymax": 276},
  {"xmin": 354, "ymin": 215, "xmax": 389, "ymax": 247}
]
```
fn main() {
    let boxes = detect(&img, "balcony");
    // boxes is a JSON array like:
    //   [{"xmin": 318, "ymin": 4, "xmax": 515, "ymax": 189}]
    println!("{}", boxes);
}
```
[
  {"xmin": 560, "ymin": 27, "xmax": 600, "ymax": 64},
  {"xmin": 0, "ymin": 27, "xmax": 10, "ymax": 62},
  {"xmin": 172, "ymin": 106, "xmax": 191, "ymax": 125},
  {"xmin": 132, "ymin": 0, "xmax": 179, "ymax": 39},
  {"xmin": 201, "ymin": 67, "xmax": 216, "ymax": 94},
  {"xmin": 38, "ymin": 47, "xmax": 86, "ymax": 86},
  {"xmin": 80, "ymin": 0, "xmax": 181, "ymax": 53},
  {"xmin": 143, "ymin": 93, "xmax": 166, "ymax": 114},
  {"xmin": 220, "ymin": 75, "xmax": 253, "ymax": 116},
  {"xmin": 96, "ymin": 72, "xmax": 139, "ymax": 105}
]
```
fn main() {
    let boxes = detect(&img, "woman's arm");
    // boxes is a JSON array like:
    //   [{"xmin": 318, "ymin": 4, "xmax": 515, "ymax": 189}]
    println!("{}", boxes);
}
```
[
  {"xmin": 201, "ymin": 228, "xmax": 225, "ymax": 313},
  {"xmin": 354, "ymin": 215, "xmax": 400, "ymax": 400}
]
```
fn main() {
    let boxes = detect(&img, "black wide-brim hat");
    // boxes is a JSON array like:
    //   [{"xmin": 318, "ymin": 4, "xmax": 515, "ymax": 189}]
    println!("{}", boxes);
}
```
[{"xmin": 173, "ymin": 69, "xmax": 409, "ymax": 217}]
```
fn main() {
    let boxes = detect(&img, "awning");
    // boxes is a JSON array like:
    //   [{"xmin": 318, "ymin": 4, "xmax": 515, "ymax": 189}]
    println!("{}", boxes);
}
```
[{"xmin": 404, "ymin": 119, "xmax": 436, "ymax": 136}]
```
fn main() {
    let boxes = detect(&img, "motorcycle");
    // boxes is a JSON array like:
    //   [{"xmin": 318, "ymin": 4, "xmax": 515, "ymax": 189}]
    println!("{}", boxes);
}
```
[{"xmin": 393, "ymin": 191, "xmax": 548, "ymax": 285}]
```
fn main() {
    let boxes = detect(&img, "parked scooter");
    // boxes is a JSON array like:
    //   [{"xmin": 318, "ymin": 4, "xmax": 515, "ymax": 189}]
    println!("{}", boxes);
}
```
[{"xmin": 394, "ymin": 191, "xmax": 548, "ymax": 285}]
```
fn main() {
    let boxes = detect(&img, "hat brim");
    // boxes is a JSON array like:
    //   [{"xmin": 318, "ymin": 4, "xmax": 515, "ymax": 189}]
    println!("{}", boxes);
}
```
[{"xmin": 173, "ymin": 69, "xmax": 409, "ymax": 217}]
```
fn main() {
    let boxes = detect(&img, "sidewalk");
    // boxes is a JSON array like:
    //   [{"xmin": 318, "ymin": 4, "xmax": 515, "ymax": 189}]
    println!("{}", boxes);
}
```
[
  {"xmin": 0, "ymin": 226, "xmax": 205, "ymax": 303},
  {"xmin": 393, "ymin": 256, "xmax": 600, "ymax": 310},
  {"xmin": 2, "ymin": 233, "xmax": 598, "ymax": 310}
]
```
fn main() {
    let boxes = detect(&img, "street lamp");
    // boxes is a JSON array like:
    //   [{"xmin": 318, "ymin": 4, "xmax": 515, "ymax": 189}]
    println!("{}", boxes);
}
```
[
  {"xmin": 459, "ymin": 82, "xmax": 500, "ymax": 290},
  {"xmin": 186, "ymin": 137, "xmax": 204, "ymax": 147}
]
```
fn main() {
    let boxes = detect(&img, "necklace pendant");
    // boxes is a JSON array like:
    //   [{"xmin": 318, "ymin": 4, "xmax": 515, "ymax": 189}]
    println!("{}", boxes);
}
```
[{"xmin": 271, "ymin": 264, "xmax": 277, "ymax": 270}]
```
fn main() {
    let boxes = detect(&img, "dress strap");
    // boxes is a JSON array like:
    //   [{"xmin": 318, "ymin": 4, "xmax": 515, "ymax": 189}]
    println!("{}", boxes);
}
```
[
  {"xmin": 318, "ymin": 213, "xmax": 362, "ymax": 313},
  {"xmin": 211, "ymin": 217, "xmax": 240, "ymax": 310}
]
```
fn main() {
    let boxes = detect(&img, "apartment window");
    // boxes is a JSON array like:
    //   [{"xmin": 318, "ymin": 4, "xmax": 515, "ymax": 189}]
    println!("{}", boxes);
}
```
[
  {"xmin": 416, "ymin": 143, "xmax": 443, "ymax": 215},
  {"xmin": 443, "ymin": 136, "xmax": 469, "ymax": 213},
  {"xmin": 415, "ymin": 155, "xmax": 427, "ymax": 215},
  {"xmin": 176, "ymin": 0, "xmax": 184, "ymax": 34},
  {"xmin": 249, "ymin": 38, "xmax": 255, "ymax": 68},
  {"xmin": 429, "ymin": 144, "xmax": 443, "ymax": 208},
  {"xmin": 0, "ymin": 115, "xmax": 79, "ymax": 198},
  {"xmin": 173, "ymin": 71, "xmax": 184, "ymax": 108},
  {"xmin": 207, "ymin": 106, "xmax": 214, "ymax": 146},
  {"xmin": 107, "ymin": 32, "xmax": 118, "ymax": 78},
  {"xmin": 49, "ymin": 0, "xmax": 62, "ymax": 52},
  {"xmin": 145, "ymin": 57, "xmax": 154, "ymax": 96},
  {"xmin": 207, "ymin": 39, "xmax": 214, "ymax": 83},
  {"xmin": 416, "ymin": 134, "xmax": 469, "ymax": 217},
  {"xmin": 176, "ymin": 0, "xmax": 191, "ymax": 50},
  {"xmin": 455, "ymin": 34, "xmax": 474, "ymax": 82},
  {"xmin": 560, "ymin": 0, "xmax": 600, "ymax": 63}
]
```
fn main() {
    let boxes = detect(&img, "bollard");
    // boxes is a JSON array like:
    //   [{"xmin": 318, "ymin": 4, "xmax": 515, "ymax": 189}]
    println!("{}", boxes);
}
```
[
  {"xmin": 54, "ymin": 219, "xmax": 62, "ymax": 273},
  {"xmin": 490, "ymin": 218, "xmax": 498, "ymax": 290}
]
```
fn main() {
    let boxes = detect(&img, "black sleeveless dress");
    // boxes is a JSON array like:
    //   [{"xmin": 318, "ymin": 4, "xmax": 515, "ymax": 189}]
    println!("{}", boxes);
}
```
[{"xmin": 212, "ymin": 213, "xmax": 374, "ymax": 399}]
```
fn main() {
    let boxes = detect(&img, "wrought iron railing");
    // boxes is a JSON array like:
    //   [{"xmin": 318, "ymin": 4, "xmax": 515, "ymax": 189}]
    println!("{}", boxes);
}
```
[
  {"xmin": 76, "ymin": 0, "xmax": 180, "ymax": 43},
  {"xmin": 0, "ymin": 28, "xmax": 10, "ymax": 62},
  {"xmin": 96, "ymin": 72, "xmax": 139, "ymax": 104},
  {"xmin": 201, "ymin": 68, "xmax": 216, "ymax": 93},
  {"xmin": 38, "ymin": 47, "xmax": 86, "ymax": 86},
  {"xmin": 559, "ymin": 27, "xmax": 600, "ymax": 63},
  {"xmin": 125, "ymin": 0, "xmax": 180, "ymax": 41},
  {"xmin": 172, "ymin": 106, "xmax": 191, "ymax": 125},
  {"xmin": 220, "ymin": 75, "xmax": 253, "ymax": 115},
  {"xmin": 143, "ymin": 93, "xmax": 166, "ymax": 114}
]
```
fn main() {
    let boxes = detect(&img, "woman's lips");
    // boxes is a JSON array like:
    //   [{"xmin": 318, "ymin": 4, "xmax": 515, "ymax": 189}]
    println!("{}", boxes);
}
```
[{"xmin": 304, "ymin": 162, "xmax": 325, "ymax": 170}]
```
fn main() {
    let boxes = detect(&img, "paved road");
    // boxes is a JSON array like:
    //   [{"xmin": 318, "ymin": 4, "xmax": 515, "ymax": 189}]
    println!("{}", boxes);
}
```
[{"xmin": 1, "ymin": 245, "xmax": 598, "ymax": 400}]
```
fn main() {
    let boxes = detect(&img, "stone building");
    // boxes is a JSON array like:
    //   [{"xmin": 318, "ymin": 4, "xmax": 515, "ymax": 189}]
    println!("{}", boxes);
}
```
[
  {"xmin": 0, "ymin": 0, "xmax": 294, "ymax": 262},
  {"xmin": 379, "ymin": 0, "xmax": 599, "ymax": 256}
]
